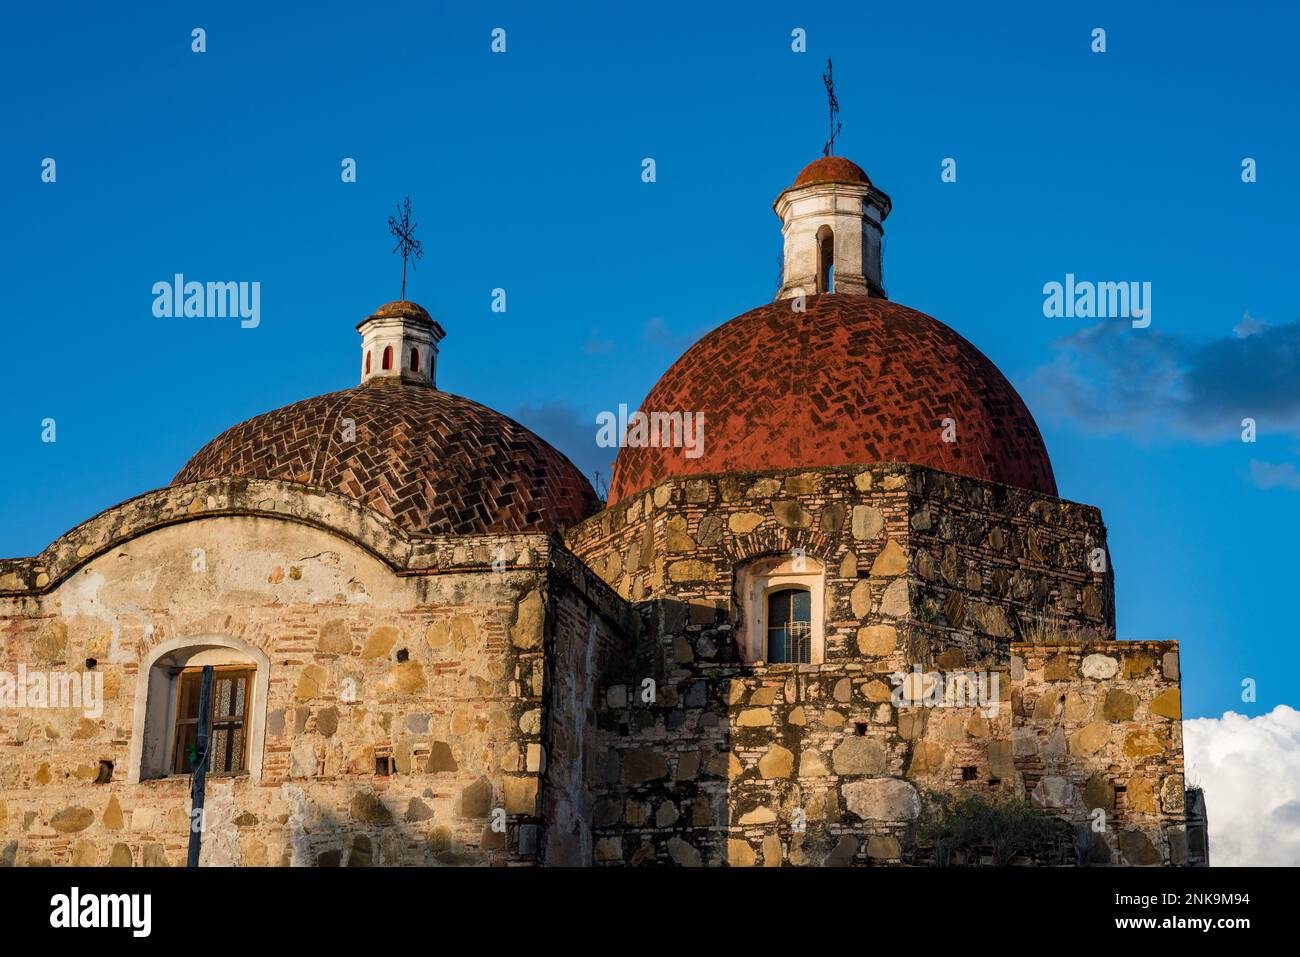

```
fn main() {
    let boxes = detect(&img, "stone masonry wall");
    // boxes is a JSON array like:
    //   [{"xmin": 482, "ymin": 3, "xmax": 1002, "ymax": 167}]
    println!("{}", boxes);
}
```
[
  {"xmin": 1013, "ymin": 640, "xmax": 1187, "ymax": 866},
  {"xmin": 564, "ymin": 464, "xmax": 1186, "ymax": 866},
  {"xmin": 584, "ymin": 638, "xmax": 1187, "ymax": 866},
  {"xmin": 0, "ymin": 471, "xmax": 1187, "ymax": 867},
  {"xmin": 910, "ymin": 468, "xmax": 1115, "ymax": 659},
  {"xmin": 537, "ymin": 549, "xmax": 632, "ymax": 865},
  {"xmin": 567, "ymin": 463, "xmax": 1113, "ymax": 664},
  {"xmin": 0, "ymin": 479, "xmax": 622, "ymax": 868}
]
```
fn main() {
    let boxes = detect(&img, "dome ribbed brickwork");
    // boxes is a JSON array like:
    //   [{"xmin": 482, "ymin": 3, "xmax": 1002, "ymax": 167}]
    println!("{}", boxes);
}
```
[
  {"xmin": 608, "ymin": 294, "xmax": 1057, "ymax": 503},
  {"xmin": 174, "ymin": 382, "xmax": 600, "ymax": 535}
]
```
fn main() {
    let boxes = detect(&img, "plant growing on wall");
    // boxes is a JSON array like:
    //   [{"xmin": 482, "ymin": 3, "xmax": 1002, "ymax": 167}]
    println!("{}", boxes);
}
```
[{"xmin": 912, "ymin": 791, "xmax": 1072, "ymax": 866}]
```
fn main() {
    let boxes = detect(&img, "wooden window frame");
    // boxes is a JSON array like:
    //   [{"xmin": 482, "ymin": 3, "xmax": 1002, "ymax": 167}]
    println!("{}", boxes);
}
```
[{"xmin": 169, "ymin": 664, "xmax": 254, "ymax": 777}]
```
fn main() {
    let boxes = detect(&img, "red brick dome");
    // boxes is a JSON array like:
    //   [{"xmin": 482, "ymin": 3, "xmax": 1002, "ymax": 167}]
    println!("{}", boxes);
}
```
[
  {"xmin": 174, "ymin": 382, "xmax": 600, "ymax": 535},
  {"xmin": 608, "ymin": 294, "xmax": 1057, "ymax": 503},
  {"xmin": 792, "ymin": 156, "xmax": 873, "ymax": 188}
]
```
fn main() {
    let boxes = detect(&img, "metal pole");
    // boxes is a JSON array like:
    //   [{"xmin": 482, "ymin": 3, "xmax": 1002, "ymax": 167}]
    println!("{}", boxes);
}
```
[{"xmin": 187, "ymin": 665, "xmax": 214, "ymax": 868}]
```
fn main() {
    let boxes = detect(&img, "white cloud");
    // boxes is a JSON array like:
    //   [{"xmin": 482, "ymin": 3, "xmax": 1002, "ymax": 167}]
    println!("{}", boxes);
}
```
[{"xmin": 1183, "ymin": 706, "xmax": 1300, "ymax": 866}]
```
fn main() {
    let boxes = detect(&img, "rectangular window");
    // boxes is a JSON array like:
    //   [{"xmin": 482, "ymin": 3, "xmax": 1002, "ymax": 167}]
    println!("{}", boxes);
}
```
[
  {"xmin": 171, "ymin": 666, "xmax": 253, "ymax": 775},
  {"xmin": 767, "ymin": 588, "xmax": 812, "ymax": 664}
]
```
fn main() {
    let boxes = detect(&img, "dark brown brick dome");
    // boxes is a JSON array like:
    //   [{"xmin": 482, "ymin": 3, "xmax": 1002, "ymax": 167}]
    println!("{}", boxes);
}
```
[
  {"xmin": 174, "ymin": 382, "xmax": 600, "ymax": 535},
  {"xmin": 608, "ymin": 294, "xmax": 1057, "ymax": 503}
]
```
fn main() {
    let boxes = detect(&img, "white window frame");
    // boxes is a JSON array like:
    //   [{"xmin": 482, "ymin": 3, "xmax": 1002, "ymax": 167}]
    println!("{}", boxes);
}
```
[
  {"xmin": 736, "ymin": 555, "xmax": 825, "ymax": 664},
  {"xmin": 129, "ymin": 634, "xmax": 270, "ymax": 785}
]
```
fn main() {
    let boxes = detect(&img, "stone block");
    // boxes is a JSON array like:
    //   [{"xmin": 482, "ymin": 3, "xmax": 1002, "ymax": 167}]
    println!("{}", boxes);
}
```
[
  {"xmin": 842, "ymin": 778, "xmax": 920, "ymax": 822},
  {"xmin": 857, "ymin": 625, "xmax": 896, "ymax": 656},
  {"xmin": 852, "ymin": 505, "xmax": 884, "ymax": 541},
  {"xmin": 757, "ymin": 744, "xmax": 794, "ymax": 778}
]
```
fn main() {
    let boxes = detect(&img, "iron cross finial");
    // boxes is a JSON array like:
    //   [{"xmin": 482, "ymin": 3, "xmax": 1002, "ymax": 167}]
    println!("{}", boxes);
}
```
[
  {"xmin": 822, "ymin": 58, "xmax": 841, "ymax": 157},
  {"xmin": 388, "ymin": 196, "xmax": 424, "ymax": 300}
]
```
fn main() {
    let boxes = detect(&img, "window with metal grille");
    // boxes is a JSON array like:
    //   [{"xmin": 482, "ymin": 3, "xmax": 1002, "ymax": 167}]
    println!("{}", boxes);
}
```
[
  {"xmin": 171, "ymin": 666, "xmax": 253, "ymax": 775},
  {"xmin": 767, "ymin": 588, "xmax": 812, "ymax": 664}
]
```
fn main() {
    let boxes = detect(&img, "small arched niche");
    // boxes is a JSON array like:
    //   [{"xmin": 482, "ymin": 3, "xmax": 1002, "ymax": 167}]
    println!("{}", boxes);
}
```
[
  {"xmin": 735, "ymin": 554, "xmax": 826, "ymax": 664},
  {"xmin": 816, "ymin": 224, "xmax": 835, "ymax": 294},
  {"xmin": 129, "ymin": 635, "xmax": 270, "ymax": 785}
]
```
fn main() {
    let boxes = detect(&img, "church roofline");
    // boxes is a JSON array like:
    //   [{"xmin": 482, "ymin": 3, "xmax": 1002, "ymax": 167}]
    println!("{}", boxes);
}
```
[{"xmin": 0, "ymin": 478, "xmax": 565, "ymax": 597}]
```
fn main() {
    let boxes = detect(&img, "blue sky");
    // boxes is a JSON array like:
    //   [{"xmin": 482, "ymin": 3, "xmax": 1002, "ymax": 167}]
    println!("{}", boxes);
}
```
[{"xmin": 2, "ymin": 0, "xmax": 1297, "ymax": 723}]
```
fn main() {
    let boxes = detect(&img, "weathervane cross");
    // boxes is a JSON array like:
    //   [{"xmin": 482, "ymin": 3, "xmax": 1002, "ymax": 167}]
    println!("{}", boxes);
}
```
[
  {"xmin": 388, "ymin": 196, "xmax": 424, "ymax": 300},
  {"xmin": 822, "ymin": 57, "xmax": 842, "ymax": 157}
]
